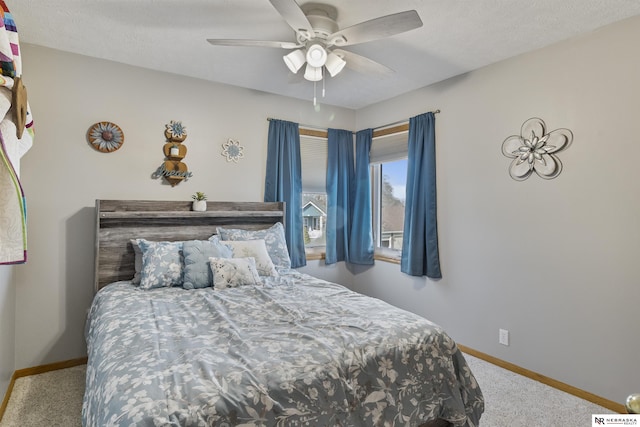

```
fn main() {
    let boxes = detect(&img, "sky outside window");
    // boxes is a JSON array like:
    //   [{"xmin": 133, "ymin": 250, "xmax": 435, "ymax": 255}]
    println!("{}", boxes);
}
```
[{"xmin": 382, "ymin": 158, "xmax": 407, "ymax": 201}]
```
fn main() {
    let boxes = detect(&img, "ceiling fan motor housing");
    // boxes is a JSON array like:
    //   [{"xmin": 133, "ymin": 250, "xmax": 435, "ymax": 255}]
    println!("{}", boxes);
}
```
[
  {"xmin": 307, "ymin": 9, "xmax": 338, "ymax": 39},
  {"xmin": 295, "ymin": 6, "xmax": 338, "ymax": 44}
]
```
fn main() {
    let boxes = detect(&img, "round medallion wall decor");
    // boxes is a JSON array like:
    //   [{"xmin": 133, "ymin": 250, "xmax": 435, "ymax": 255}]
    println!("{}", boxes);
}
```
[
  {"xmin": 221, "ymin": 138, "xmax": 244, "ymax": 163},
  {"xmin": 87, "ymin": 121, "xmax": 124, "ymax": 153}
]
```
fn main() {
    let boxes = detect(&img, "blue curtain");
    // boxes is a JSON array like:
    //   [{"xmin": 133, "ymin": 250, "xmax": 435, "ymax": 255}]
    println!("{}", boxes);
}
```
[
  {"xmin": 349, "ymin": 128, "xmax": 374, "ymax": 265},
  {"xmin": 325, "ymin": 128, "xmax": 354, "ymax": 264},
  {"xmin": 401, "ymin": 112, "xmax": 442, "ymax": 278},
  {"xmin": 264, "ymin": 119, "xmax": 306, "ymax": 268}
]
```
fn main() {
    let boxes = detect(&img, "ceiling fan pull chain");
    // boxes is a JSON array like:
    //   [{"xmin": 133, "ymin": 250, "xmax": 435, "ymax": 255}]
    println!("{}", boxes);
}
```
[
  {"xmin": 313, "ymin": 80, "xmax": 317, "ymax": 106},
  {"xmin": 322, "ymin": 68, "xmax": 326, "ymax": 98}
]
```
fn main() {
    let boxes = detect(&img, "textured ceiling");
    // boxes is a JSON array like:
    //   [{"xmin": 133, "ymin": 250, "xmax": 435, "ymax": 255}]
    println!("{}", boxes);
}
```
[{"xmin": 10, "ymin": 0, "xmax": 640, "ymax": 109}]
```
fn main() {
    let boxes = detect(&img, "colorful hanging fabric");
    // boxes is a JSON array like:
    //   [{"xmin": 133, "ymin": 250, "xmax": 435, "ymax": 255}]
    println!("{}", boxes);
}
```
[{"xmin": 0, "ymin": 0, "xmax": 34, "ymax": 264}]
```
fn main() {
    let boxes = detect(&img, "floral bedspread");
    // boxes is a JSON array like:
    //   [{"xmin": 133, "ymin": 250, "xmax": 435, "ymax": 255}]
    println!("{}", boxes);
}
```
[{"xmin": 83, "ymin": 271, "xmax": 483, "ymax": 426}]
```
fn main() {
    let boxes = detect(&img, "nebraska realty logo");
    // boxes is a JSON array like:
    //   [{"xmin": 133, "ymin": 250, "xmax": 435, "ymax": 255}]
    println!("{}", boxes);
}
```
[{"xmin": 593, "ymin": 414, "xmax": 640, "ymax": 426}]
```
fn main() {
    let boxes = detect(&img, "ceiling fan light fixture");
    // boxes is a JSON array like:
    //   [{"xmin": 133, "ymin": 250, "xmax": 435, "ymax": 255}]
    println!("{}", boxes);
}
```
[
  {"xmin": 305, "ymin": 43, "xmax": 327, "ymax": 67},
  {"xmin": 283, "ymin": 49, "xmax": 306, "ymax": 73},
  {"xmin": 325, "ymin": 52, "xmax": 346, "ymax": 77},
  {"xmin": 304, "ymin": 63, "xmax": 323, "ymax": 81}
]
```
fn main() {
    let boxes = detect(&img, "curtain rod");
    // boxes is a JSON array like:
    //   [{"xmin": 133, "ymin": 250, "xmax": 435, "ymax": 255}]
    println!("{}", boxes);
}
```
[
  {"xmin": 266, "ymin": 117, "xmax": 326, "ymax": 132},
  {"xmin": 373, "ymin": 109, "xmax": 441, "ymax": 131},
  {"xmin": 266, "ymin": 109, "xmax": 440, "ymax": 134}
]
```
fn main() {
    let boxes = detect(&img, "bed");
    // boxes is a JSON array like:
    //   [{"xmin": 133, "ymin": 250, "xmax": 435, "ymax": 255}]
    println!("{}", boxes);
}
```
[{"xmin": 83, "ymin": 200, "xmax": 484, "ymax": 427}]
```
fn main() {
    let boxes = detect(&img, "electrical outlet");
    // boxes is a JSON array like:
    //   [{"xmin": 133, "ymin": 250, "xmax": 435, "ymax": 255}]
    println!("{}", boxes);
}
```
[{"xmin": 499, "ymin": 328, "xmax": 509, "ymax": 346}]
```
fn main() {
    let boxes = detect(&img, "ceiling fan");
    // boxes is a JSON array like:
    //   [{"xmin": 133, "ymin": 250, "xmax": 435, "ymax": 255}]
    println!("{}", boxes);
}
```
[{"xmin": 207, "ymin": 0, "xmax": 423, "ymax": 88}]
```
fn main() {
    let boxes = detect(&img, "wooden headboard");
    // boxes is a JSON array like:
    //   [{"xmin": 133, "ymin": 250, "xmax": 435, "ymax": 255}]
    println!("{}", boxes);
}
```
[{"xmin": 94, "ymin": 200, "xmax": 285, "ymax": 292}]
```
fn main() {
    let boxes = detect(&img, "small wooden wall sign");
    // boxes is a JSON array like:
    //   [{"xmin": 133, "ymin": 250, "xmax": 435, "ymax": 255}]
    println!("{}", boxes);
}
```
[{"xmin": 153, "ymin": 120, "xmax": 193, "ymax": 186}]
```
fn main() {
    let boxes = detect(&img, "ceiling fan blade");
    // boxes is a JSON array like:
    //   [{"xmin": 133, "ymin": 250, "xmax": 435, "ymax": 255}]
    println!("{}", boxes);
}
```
[
  {"xmin": 268, "ymin": 0, "xmax": 314, "ymax": 40},
  {"xmin": 207, "ymin": 39, "xmax": 300, "ymax": 49},
  {"xmin": 333, "ymin": 49, "xmax": 394, "ymax": 76},
  {"xmin": 328, "ymin": 10, "xmax": 423, "ymax": 47}
]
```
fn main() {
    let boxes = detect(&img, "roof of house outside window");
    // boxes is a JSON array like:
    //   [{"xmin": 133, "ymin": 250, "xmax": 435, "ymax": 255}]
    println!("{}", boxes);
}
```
[{"xmin": 303, "ymin": 201, "xmax": 326, "ymax": 217}]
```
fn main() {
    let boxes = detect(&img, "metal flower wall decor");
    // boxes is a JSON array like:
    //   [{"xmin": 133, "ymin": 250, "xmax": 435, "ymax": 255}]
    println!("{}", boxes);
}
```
[
  {"xmin": 501, "ymin": 117, "xmax": 573, "ymax": 181},
  {"xmin": 165, "ymin": 120, "xmax": 187, "ymax": 142},
  {"xmin": 221, "ymin": 138, "xmax": 244, "ymax": 163}
]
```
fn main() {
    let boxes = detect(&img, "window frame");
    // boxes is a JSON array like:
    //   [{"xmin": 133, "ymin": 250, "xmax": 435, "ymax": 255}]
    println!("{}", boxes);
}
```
[
  {"xmin": 370, "ymin": 160, "xmax": 408, "ymax": 263},
  {"xmin": 298, "ymin": 125, "xmax": 410, "ymax": 264},
  {"xmin": 299, "ymin": 132, "xmax": 329, "ymax": 258},
  {"xmin": 302, "ymin": 192, "xmax": 327, "ymax": 252},
  {"xmin": 369, "ymin": 129, "xmax": 409, "ymax": 263}
]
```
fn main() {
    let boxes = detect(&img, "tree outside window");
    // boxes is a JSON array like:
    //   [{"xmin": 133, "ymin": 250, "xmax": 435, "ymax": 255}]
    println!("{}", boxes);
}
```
[{"xmin": 379, "ymin": 159, "xmax": 407, "ymax": 251}]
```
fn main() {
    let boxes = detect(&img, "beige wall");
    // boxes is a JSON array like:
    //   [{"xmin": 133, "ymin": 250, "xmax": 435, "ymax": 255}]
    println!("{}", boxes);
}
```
[
  {"xmin": 350, "ymin": 15, "xmax": 640, "ymax": 404},
  {"xmin": 0, "ymin": 266, "xmax": 15, "ymax": 400},
  {"xmin": 14, "ymin": 44, "xmax": 354, "ymax": 369}
]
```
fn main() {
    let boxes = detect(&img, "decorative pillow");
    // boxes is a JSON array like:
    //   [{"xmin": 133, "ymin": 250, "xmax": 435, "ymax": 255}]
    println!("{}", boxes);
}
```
[
  {"xmin": 182, "ymin": 239, "xmax": 233, "ymax": 290},
  {"xmin": 216, "ymin": 222, "xmax": 290, "ymax": 269},
  {"xmin": 209, "ymin": 257, "xmax": 261, "ymax": 290},
  {"xmin": 220, "ymin": 239, "xmax": 278, "ymax": 277},
  {"xmin": 136, "ymin": 239, "xmax": 184, "ymax": 290}
]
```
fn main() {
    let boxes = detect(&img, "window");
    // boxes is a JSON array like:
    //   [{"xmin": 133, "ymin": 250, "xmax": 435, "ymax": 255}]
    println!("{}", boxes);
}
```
[
  {"xmin": 300, "ymin": 134, "xmax": 328, "ymax": 250},
  {"xmin": 302, "ymin": 193, "xmax": 327, "ymax": 248},
  {"xmin": 378, "ymin": 159, "xmax": 407, "ymax": 250},
  {"xmin": 299, "ymin": 127, "xmax": 409, "ymax": 259},
  {"xmin": 370, "ymin": 130, "xmax": 409, "ymax": 256}
]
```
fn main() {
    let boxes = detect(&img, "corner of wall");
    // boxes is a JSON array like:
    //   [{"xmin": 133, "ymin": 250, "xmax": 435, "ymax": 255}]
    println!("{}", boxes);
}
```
[{"xmin": 0, "ymin": 265, "xmax": 16, "ymax": 401}]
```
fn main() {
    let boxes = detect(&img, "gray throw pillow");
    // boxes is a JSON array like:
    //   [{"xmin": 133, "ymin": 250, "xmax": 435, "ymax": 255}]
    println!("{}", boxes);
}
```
[{"xmin": 182, "ymin": 238, "xmax": 233, "ymax": 289}]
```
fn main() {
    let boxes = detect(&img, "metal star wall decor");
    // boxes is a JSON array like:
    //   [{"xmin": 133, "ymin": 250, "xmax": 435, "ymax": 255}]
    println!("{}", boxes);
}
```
[{"xmin": 501, "ymin": 117, "xmax": 573, "ymax": 181}]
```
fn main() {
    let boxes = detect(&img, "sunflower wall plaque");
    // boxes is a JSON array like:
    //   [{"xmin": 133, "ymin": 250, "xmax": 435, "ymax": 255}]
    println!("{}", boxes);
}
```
[{"xmin": 87, "ymin": 121, "xmax": 124, "ymax": 153}]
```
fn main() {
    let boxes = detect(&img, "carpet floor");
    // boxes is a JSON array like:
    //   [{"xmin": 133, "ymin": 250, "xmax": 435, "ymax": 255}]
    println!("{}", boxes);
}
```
[{"xmin": 0, "ymin": 354, "xmax": 615, "ymax": 426}]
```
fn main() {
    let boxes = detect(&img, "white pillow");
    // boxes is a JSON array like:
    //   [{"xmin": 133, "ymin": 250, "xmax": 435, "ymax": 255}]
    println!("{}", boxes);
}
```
[
  {"xmin": 209, "ymin": 257, "xmax": 261, "ymax": 290},
  {"xmin": 216, "ymin": 222, "xmax": 290, "ymax": 269},
  {"xmin": 221, "ymin": 239, "xmax": 278, "ymax": 277}
]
